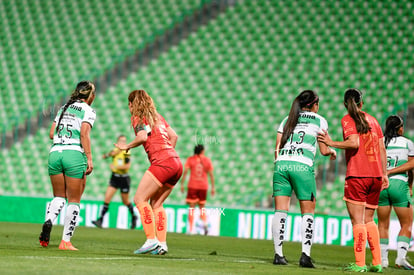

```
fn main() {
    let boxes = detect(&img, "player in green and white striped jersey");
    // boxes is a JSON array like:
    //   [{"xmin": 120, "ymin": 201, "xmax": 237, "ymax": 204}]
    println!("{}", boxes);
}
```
[
  {"xmin": 39, "ymin": 81, "xmax": 96, "ymax": 251},
  {"xmin": 378, "ymin": 115, "xmax": 414, "ymax": 270},
  {"xmin": 271, "ymin": 90, "xmax": 336, "ymax": 268}
]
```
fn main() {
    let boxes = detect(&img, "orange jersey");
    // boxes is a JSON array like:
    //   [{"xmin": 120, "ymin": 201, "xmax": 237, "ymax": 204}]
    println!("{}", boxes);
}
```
[
  {"xmin": 342, "ymin": 111, "xmax": 384, "ymax": 178},
  {"xmin": 131, "ymin": 114, "xmax": 179, "ymax": 164},
  {"xmin": 185, "ymin": 155, "xmax": 213, "ymax": 190}
]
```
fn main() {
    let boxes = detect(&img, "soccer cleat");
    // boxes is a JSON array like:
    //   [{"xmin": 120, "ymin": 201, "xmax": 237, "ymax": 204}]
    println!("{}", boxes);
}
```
[
  {"xmin": 343, "ymin": 263, "xmax": 367, "ymax": 272},
  {"xmin": 299, "ymin": 252, "xmax": 315, "ymax": 268},
  {"xmin": 133, "ymin": 239, "xmax": 160, "ymax": 254},
  {"xmin": 395, "ymin": 257, "xmax": 414, "ymax": 270},
  {"xmin": 39, "ymin": 220, "xmax": 53, "ymax": 247},
  {"xmin": 150, "ymin": 243, "xmax": 168, "ymax": 255},
  {"xmin": 92, "ymin": 219, "xmax": 103, "ymax": 228},
  {"xmin": 368, "ymin": 264, "xmax": 382, "ymax": 273},
  {"xmin": 273, "ymin": 253, "xmax": 288, "ymax": 265},
  {"xmin": 59, "ymin": 240, "xmax": 78, "ymax": 251},
  {"xmin": 130, "ymin": 215, "xmax": 137, "ymax": 230}
]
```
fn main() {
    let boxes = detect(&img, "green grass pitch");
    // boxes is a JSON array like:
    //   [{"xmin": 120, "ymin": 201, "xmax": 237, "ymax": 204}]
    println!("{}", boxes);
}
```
[{"xmin": 0, "ymin": 222, "xmax": 411, "ymax": 274}]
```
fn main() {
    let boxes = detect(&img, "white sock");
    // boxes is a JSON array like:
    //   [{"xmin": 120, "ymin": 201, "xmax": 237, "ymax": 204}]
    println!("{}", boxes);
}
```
[
  {"xmin": 301, "ymin": 214, "xmax": 314, "ymax": 257},
  {"xmin": 62, "ymin": 203, "xmax": 80, "ymax": 242},
  {"xmin": 397, "ymin": 241, "xmax": 409, "ymax": 260},
  {"xmin": 272, "ymin": 211, "xmax": 287, "ymax": 256},
  {"xmin": 45, "ymin": 197, "xmax": 66, "ymax": 223},
  {"xmin": 380, "ymin": 243, "xmax": 388, "ymax": 261}
]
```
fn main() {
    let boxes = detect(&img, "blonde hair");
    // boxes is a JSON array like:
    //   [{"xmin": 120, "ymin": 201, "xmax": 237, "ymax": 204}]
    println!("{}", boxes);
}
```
[{"xmin": 128, "ymin": 90, "xmax": 158, "ymax": 129}]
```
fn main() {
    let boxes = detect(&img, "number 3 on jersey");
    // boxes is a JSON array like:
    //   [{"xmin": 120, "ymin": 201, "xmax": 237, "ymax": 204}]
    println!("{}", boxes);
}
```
[{"xmin": 289, "ymin": 131, "xmax": 306, "ymax": 144}]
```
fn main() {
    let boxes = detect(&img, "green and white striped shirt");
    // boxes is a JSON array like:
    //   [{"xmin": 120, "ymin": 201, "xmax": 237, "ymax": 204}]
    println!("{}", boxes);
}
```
[
  {"xmin": 386, "ymin": 136, "xmax": 414, "ymax": 182},
  {"xmin": 50, "ymin": 101, "xmax": 96, "ymax": 153},
  {"xmin": 277, "ymin": 111, "xmax": 328, "ymax": 167}
]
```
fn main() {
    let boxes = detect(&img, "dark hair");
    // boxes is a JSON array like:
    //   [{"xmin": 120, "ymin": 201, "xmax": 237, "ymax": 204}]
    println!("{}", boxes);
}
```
[
  {"xmin": 56, "ymin": 81, "xmax": 95, "ymax": 131},
  {"xmin": 384, "ymin": 115, "xmax": 403, "ymax": 148},
  {"xmin": 194, "ymin": 144, "xmax": 204, "ymax": 155},
  {"xmin": 280, "ymin": 90, "xmax": 319, "ymax": 149},
  {"xmin": 343, "ymin": 88, "xmax": 370, "ymax": 134}
]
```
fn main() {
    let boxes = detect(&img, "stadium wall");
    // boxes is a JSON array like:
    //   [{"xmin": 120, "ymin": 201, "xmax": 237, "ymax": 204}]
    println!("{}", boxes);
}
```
[{"xmin": 1, "ymin": 195, "xmax": 409, "ymax": 250}]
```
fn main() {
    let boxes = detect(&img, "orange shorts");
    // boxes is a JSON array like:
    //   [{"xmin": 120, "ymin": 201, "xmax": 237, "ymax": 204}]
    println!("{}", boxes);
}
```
[
  {"xmin": 344, "ymin": 177, "xmax": 382, "ymax": 209},
  {"xmin": 186, "ymin": 188, "xmax": 208, "ymax": 204},
  {"xmin": 147, "ymin": 157, "xmax": 183, "ymax": 188}
]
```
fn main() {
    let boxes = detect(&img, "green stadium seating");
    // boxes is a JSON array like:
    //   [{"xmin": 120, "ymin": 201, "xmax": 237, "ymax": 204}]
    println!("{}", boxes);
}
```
[{"xmin": 0, "ymin": 0, "xmax": 413, "ymax": 214}]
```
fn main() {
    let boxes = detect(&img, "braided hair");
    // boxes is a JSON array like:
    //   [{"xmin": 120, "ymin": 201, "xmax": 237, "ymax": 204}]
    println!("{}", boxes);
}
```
[
  {"xmin": 56, "ymin": 81, "xmax": 95, "ymax": 131},
  {"xmin": 384, "ymin": 115, "xmax": 403, "ymax": 148}
]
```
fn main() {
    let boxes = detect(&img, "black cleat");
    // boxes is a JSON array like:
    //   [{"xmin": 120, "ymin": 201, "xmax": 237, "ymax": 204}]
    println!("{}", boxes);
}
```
[
  {"xmin": 39, "ymin": 219, "xmax": 53, "ymax": 247},
  {"xmin": 299, "ymin": 252, "xmax": 315, "ymax": 268},
  {"xmin": 131, "ymin": 215, "xmax": 137, "ymax": 229},
  {"xmin": 92, "ymin": 219, "xmax": 103, "ymax": 228},
  {"xmin": 273, "ymin": 253, "xmax": 288, "ymax": 265}
]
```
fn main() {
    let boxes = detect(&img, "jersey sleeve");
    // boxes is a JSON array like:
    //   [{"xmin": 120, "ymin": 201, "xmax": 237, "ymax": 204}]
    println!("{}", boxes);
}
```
[
  {"xmin": 341, "ymin": 115, "xmax": 358, "ymax": 139},
  {"xmin": 159, "ymin": 114, "xmax": 170, "ymax": 128},
  {"xmin": 185, "ymin": 157, "xmax": 192, "ymax": 169},
  {"xmin": 408, "ymin": 139, "xmax": 414, "ymax": 157},
  {"xmin": 375, "ymin": 119, "xmax": 384, "ymax": 139},
  {"xmin": 320, "ymin": 116, "xmax": 328, "ymax": 132},
  {"xmin": 132, "ymin": 116, "xmax": 151, "ymax": 135},
  {"xmin": 277, "ymin": 117, "xmax": 288, "ymax": 133},
  {"xmin": 53, "ymin": 108, "xmax": 63, "ymax": 123},
  {"xmin": 83, "ymin": 107, "xmax": 96, "ymax": 127}
]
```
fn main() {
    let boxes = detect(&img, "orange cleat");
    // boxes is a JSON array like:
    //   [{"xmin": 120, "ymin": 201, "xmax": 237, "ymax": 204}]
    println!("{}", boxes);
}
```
[{"xmin": 59, "ymin": 240, "xmax": 78, "ymax": 251}]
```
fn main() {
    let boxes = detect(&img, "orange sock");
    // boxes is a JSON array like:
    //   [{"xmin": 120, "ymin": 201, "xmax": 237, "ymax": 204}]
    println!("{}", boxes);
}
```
[
  {"xmin": 137, "ymin": 202, "xmax": 156, "ymax": 239},
  {"xmin": 200, "ymin": 208, "xmax": 207, "ymax": 224},
  {"xmin": 188, "ymin": 208, "xmax": 195, "ymax": 232},
  {"xmin": 353, "ymin": 224, "xmax": 367, "ymax": 267},
  {"xmin": 154, "ymin": 207, "xmax": 167, "ymax": 242},
  {"xmin": 366, "ymin": 221, "xmax": 381, "ymax": 266}
]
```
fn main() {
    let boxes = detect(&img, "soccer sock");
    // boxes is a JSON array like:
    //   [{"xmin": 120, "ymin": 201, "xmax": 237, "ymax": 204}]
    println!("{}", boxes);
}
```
[
  {"xmin": 62, "ymin": 203, "xmax": 80, "ymax": 242},
  {"xmin": 127, "ymin": 203, "xmax": 135, "ymax": 216},
  {"xmin": 188, "ymin": 207, "xmax": 195, "ymax": 233},
  {"xmin": 380, "ymin": 238, "xmax": 389, "ymax": 263},
  {"xmin": 154, "ymin": 207, "xmax": 167, "ymax": 243},
  {"xmin": 200, "ymin": 207, "xmax": 208, "ymax": 225},
  {"xmin": 301, "ymin": 213, "xmax": 314, "ymax": 257},
  {"xmin": 396, "ymin": 236, "xmax": 410, "ymax": 260},
  {"xmin": 137, "ymin": 202, "xmax": 156, "ymax": 239},
  {"xmin": 272, "ymin": 210, "xmax": 288, "ymax": 256},
  {"xmin": 353, "ymin": 224, "xmax": 367, "ymax": 267},
  {"xmin": 99, "ymin": 203, "xmax": 109, "ymax": 220},
  {"xmin": 45, "ymin": 197, "xmax": 66, "ymax": 223},
  {"xmin": 366, "ymin": 221, "xmax": 381, "ymax": 266}
]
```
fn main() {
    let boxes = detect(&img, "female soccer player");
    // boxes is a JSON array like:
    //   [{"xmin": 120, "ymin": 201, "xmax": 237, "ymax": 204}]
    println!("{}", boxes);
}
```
[
  {"xmin": 92, "ymin": 135, "xmax": 137, "ymax": 229},
  {"xmin": 272, "ymin": 90, "xmax": 336, "ymax": 268},
  {"xmin": 377, "ymin": 115, "xmax": 414, "ymax": 269},
  {"xmin": 115, "ymin": 89, "xmax": 182, "ymax": 255},
  {"xmin": 318, "ymin": 88, "xmax": 388, "ymax": 272},
  {"xmin": 39, "ymin": 81, "xmax": 96, "ymax": 250},
  {"xmin": 180, "ymin": 144, "xmax": 215, "ymax": 235}
]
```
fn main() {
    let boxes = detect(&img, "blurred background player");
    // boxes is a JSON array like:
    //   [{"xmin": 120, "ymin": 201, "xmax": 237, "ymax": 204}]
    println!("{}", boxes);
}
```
[
  {"xmin": 318, "ymin": 88, "xmax": 388, "ymax": 273},
  {"xmin": 272, "ymin": 90, "xmax": 336, "ymax": 268},
  {"xmin": 39, "ymin": 81, "xmax": 96, "ymax": 250},
  {"xmin": 378, "ymin": 115, "xmax": 414, "ymax": 269},
  {"xmin": 92, "ymin": 135, "xmax": 137, "ymax": 229},
  {"xmin": 115, "ymin": 89, "xmax": 182, "ymax": 255},
  {"xmin": 180, "ymin": 144, "xmax": 215, "ymax": 235}
]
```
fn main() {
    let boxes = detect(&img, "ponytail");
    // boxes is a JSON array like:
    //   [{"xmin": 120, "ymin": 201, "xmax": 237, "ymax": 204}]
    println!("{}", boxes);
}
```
[
  {"xmin": 280, "ymin": 90, "xmax": 319, "ymax": 149},
  {"xmin": 56, "ymin": 81, "xmax": 95, "ymax": 131},
  {"xmin": 384, "ymin": 115, "xmax": 403, "ymax": 148},
  {"xmin": 344, "ymin": 88, "xmax": 370, "ymax": 134}
]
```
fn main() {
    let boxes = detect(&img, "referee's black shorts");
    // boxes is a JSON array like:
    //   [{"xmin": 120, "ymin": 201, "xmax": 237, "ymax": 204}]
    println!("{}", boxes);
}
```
[{"xmin": 109, "ymin": 173, "xmax": 131, "ymax": 193}]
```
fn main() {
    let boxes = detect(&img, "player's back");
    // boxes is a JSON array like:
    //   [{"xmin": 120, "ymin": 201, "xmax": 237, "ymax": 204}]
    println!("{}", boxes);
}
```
[{"xmin": 186, "ymin": 155, "xmax": 212, "ymax": 190}]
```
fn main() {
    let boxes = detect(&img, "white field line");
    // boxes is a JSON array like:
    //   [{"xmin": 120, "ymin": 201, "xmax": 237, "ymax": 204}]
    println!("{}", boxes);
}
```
[{"xmin": 17, "ymin": 256, "xmax": 267, "ymax": 264}]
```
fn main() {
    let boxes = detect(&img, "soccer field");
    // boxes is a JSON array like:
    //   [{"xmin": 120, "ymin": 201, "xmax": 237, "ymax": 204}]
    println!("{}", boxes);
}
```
[{"xmin": 0, "ymin": 222, "xmax": 411, "ymax": 274}]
